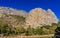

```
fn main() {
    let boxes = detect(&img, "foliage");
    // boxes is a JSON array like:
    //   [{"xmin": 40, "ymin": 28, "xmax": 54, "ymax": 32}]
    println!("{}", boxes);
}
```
[
  {"xmin": 0, "ymin": 22, "xmax": 13, "ymax": 36},
  {"xmin": 10, "ymin": 15, "xmax": 25, "ymax": 21},
  {"xmin": 25, "ymin": 25, "xmax": 33, "ymax": 35},
  {"xmin": 43, "ymin": 25, "xmax": 50, "ymax": 29},
  {"xmin": 15, "ymin": 26, "xmax": 25, "ymax": 34},
  {"xmin": 57, "ymin": 21, "xmax": 60, "ymax": 27},
  {"xmin": 0, "ymin": 20, "xmax": 60, "ymax": 36},
  {"xmin": 0, "ymin": 21, "xmax": 25, "ymax": 36}
]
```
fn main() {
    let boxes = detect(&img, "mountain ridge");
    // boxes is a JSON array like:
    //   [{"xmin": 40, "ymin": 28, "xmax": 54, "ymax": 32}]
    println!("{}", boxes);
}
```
[
  {"xmin": 0, "ymin": 6, "xmax": 28, "ymax": 18},
  {"xmin": 0, "ymin": 7, "xmax": 59, "ymax": 28}
]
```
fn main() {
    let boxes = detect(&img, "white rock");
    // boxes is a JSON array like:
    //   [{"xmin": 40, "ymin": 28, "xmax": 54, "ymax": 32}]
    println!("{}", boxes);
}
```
[{"xmin": 26, "ymin": 8, "xmax": 59, "ymax": 28}]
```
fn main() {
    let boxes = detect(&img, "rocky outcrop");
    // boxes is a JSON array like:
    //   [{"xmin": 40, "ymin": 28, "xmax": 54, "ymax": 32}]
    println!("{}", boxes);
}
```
[{"xmin": 26, "ymin": 8, "xmax": 59, "ymax": 28}]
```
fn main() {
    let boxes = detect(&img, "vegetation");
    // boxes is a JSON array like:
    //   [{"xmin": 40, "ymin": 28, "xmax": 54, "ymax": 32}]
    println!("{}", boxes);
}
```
[
  {"xmin": 0, "ymin": 21, "xmax": 60, "ymax": 36},
  {"xmin": 15, "ymin": 26, "xmax": 25, "ymax": 34},
  {"xmin": 10, "ymin": 15, "xmax": 25, "ymax": 22},
  {"xmin": 0, "ymin": 22, "xmax": 25, "ymax": 36},
  {"xmin": 0, "ymin": 14, "xmax": 60, "ymax": 36}
]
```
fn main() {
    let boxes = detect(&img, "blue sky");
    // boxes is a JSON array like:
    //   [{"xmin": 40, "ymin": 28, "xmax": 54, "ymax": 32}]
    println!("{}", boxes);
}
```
[{"xmin": 0, "ymin": 0, "xmax": 60, "ymax": 20}]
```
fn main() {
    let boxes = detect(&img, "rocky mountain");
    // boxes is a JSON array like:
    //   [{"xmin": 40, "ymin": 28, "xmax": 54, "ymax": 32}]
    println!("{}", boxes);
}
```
[
  {"xmin": 0, "ymin": 7, "xmax": 27, "ymax": 27},
  {"xmin": 0, "ymin": 7, "xmax": 59, "ymax": 28},
  {"xmin": 26, "ymin": 8, "xmax": 59, "ymax": 28}
]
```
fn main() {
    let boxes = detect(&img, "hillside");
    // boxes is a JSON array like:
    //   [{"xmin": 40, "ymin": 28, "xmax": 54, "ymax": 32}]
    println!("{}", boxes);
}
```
[
  {"xmin": 0, "ymin": 7, "xmax": 29, "ymax": 28},
  {"xmin": 0, "ymin": 13, "xmax": 25, "ymax": 27},
  {"xmin": 0, "ymin": 7, "xmax": 59, "ymax": 37},
  {"xmin": 0, "ymin": 7, "xmax": 59, "ymax": 28}
]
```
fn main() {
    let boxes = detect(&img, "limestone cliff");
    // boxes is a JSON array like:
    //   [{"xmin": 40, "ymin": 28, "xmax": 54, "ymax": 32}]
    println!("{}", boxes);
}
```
[{"xmin": 26, "ymin": 8, "xmax": 58, "ymax": 28}]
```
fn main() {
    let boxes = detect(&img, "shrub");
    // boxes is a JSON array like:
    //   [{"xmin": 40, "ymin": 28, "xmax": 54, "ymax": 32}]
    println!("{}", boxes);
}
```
[
  {"xmin": 15, "ymin": 26, "xmax": 25, "ymax": 34},
  {"xmin": 25, "ymin": 25, "xmax": 33, "ymax": 35}
]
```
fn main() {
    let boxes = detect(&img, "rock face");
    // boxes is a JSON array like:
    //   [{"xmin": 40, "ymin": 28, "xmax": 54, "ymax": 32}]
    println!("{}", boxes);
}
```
[
  {"xmin": 0, "ymin": 7, "xmax": 28, "ymax": 18},
  {"xmin": 26, "ymin": 8, "xmax": 59, "ymax": 28},
  {"xmin": 0, "ymin": 7, "xmax": 26, "ymax": 27},
  {"xmin": 0, "ymin": 7, "xmax": 59, "ymax": 28}
]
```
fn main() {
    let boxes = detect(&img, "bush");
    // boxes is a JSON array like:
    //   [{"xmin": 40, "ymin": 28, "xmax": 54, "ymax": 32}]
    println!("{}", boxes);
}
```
[
  {"xmin": 25, "ymin": 25, "xmax": 33, "ymax": 35},
  {"xmin": 15, "ymin": 26, "xmax": 25, "ymax": 34},
  {"xmin": 0, "ymin": 22, "xmax": 13, "ymax": 36}
]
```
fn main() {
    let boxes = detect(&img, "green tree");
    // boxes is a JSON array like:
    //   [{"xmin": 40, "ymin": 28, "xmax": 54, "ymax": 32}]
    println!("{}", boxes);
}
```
[
  {"xmin": 15, "ymin": 26, "xmax": 25, "ymax": 34},
  {"xmin": 36, "ymin": 27, "xmax": 44, "ymax": 35},
  {"xmin": 25, "ymin": 25, "xmax": 33, "ymax": 35},
  {"xmin": 57, "ymin": 21, "xmax": 60, "ymax": 27}
]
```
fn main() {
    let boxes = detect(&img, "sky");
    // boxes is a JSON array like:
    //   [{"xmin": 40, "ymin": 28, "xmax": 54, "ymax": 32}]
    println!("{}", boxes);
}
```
[{"xmin": 0, "ymin": 0, "xmax": 60, "ymax": 20}]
